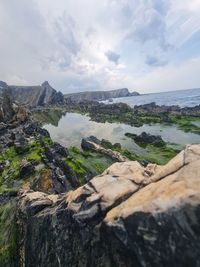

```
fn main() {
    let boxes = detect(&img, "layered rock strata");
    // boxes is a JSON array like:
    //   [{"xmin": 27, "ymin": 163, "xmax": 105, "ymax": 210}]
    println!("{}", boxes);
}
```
[{"xmin": 0, "ymin": 81, "xmax": 64, "ymax": 107}]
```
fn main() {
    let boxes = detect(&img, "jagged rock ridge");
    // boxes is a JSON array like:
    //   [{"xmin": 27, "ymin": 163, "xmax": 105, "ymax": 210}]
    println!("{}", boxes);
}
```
[
  {"xmin": 0, "ymin": 81, "xmax": 64, "ymax": 107},
  {"xmin": 19, "ymin": 144, "xmax": 200, "ymax": 267}
]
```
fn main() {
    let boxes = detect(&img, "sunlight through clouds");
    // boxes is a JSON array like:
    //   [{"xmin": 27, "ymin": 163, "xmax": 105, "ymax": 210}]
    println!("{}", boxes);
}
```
[{"xmin": 0, "ymin": 0, "xmax": 200, "ymax": 92}]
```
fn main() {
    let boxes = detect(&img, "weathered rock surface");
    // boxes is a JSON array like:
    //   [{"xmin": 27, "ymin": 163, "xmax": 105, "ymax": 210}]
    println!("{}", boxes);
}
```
[
  {"xmin": 81, "ymin": 136, "xmax": 128, "ymax": 162},
  {"xmin": 0, "ymin": 80, "xmax": 64, "ymax": 107},
  {"xmin": 134, "ymin": 102, "xmax": 200, "ymax": 117},
  {"xmin": 65, "ymin": 88, "xmax": 139, "ymax": 102},
  {"xmin": 0, "ymin": 85, "xmax": 29, "ymax": 124},
  {"xmin": 0, "ymin": 87, "xmax": 15, "ymax": 122},
  {"xmin": 18, "ymin": 144, "xmax": 200, "ymax": 267}
]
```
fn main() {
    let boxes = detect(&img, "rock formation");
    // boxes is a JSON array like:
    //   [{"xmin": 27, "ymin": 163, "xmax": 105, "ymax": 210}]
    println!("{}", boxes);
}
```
[
  {"xmin": 0, "ymin": 97, "xmax": 80, "ymax": 194},
  {"xmin": 134, "ymin": 102, "xmax": 200, "ymax": 117},
  {"xmin": 66, "ymin": 100, "xmax": 200, "ymax": 120},
  {"xmin": 125, "ymin": 132, "xmax": 166, "ymax": 147},
  {"xmin": 0, "ymin": 80, "xmax": 64, "ymax": 107},
  {"xmin": 81, "ymin": 136, "xmax": 128, "ymax": 162},
  {"xmin": 0, "ymin": 88, "xmax": 15, "ymax": 122},
  {"xmin": 18, "ymin": 144, "xmax": 200, "ymax": 267},
  {"xmin": 65, "ymin": 88, "xmax": 139, "ymax": 102}
]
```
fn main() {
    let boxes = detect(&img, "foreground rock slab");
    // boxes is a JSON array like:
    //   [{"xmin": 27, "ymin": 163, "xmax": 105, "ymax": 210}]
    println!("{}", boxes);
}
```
[
  {"xmin": 18, "ymin": 144, "xmax": 200, "ymax": 267},
  {"xmin": 81, "ymin": 136, "xmax": 128, "ymax": 162}
]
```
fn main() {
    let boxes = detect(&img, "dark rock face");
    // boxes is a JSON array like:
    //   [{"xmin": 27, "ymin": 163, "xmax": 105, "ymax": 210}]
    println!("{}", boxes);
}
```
[
  {"xmin": 0, "ymin": 87, "xmax": 15, "ymax": 122},
  {"xmin": 51, "ymin": 142, "xmax": 69, "ymax": 157},
  {"xmin": 66, "ymin": 100, "xmax": 200, "ymax": 124},
  {"xmin": 65, "ymin": 88, "xmax": 139, "ymax": 102},
  {"xmin": 101, "ymin": 206, "xmax": 200, "ymax": 267},
  {"xmin": 18, "ymin": 145, "xmax": 200, "ymax": 267},
  {"xmin": 0, "ymin": 80, "xmax": 8, "ymax": 89},
  {"xmin": 125, "ymin": 132, "xmax": 166, "ymax": 147},
  {"xmin": 23, "ymin": 123, "xmax": 50, "ymax": 138},
  {"xmin": 42, "ymin": 144, "xmax": 79, "ymax": 189},
  {"xmin": 134, "ymin": 102, "xmax": 200, "ymax": 117},
  {"xmin": 81, "ymin": 136, "xmax": 102, "ymax": 150},
  {"xmin": 14, "ymin": 133, "xmax": 29, "ymax": 153},
  {"xmin": 20, "ymin": 160, "xmax": 35, "ymax": 177},
  {"xmin": 7, "ymin": 81, "xmax": 64, "ymax": 107},
  {"xmin": 81, "ymin": 136, "xmax": 128, "ymax": 162}
]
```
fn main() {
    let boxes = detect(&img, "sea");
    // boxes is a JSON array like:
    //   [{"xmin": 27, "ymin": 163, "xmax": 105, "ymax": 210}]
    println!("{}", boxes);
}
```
[{"xmin": 103, "ymin": 88, "xmax": 200, "ymax": 108}]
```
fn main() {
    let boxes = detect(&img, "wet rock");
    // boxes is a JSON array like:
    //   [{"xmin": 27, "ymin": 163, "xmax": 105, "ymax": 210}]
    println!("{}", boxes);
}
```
[
  {"xmin": 20, "ymin": 160, "xmax": 35, "ymax": 177},
  {"xmin": 42, "ymin": 144, "xmax": 80, "ymax": 190},
  {"xmin": 101, "ymin": 139, "xmax": 121, "ymax": 150},
  {"xmin": 113, "ymin": 142, "xmax": 121, "ymax": 149},
  {"xmin": 138, "ymin": 159, "xmax": 150, "ymax": 167},
  {"xmin": 0, "ymin": 160, "xmax": 9, "ymax": 175},
  {"xmin": 81, "ymin": 137, "xmax": 128, "ymax": 162},
  {"xmin": 23, "ymin": 122, "xmax": 50, "ymax": 137},
  {"xmin": 54, "ymin": 158, "xmax": 80, "ymax": 188},
  {"xmin": 0, "ymin": 191, "xmax": 18, "ymax": 205},
  {"xmin": 51, "ymin": 142, "xmax": 69, "ymax": 157},
  {"xmin": 125, "ymin": 131, "xmax": 166, "ymax": 147},
  {"xmin": 81, "ymin": 137, "xmax": 98, "ymax": 151},
  {"xmin": 134, "ymin": 102, "xmax": 200, "ymax": 117},
  {"xmin": 14, "ymin": 133, "xmax": 28, "ymax": 153},
  {"xmin": 101, "ymin": 139, "xmax": 113, "ymax": 148}
]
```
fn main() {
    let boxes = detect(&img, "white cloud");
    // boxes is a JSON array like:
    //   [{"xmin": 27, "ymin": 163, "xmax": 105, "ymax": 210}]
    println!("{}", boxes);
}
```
[
  {"xmin": 127, "ymin": 57, "xmax": 200, "ymax": 93},
  {"xmin": 0, "ymin": 0, "xmax": 200, "ymax": 93}
]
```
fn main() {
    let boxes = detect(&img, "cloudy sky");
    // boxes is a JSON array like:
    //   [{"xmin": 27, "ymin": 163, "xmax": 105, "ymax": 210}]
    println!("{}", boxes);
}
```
[{"xmin": 0, "ymin": 0, "xmax": 200, "ymax": 93}]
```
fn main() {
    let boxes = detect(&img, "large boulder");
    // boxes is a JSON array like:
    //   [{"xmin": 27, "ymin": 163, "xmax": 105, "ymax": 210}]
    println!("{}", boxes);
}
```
[{"xmin": 18, "ymin": 144, "xmax": 200, "ymax": 267}]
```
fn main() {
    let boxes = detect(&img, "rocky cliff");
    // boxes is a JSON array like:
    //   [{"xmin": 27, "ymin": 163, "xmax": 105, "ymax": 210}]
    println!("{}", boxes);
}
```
[
  {"xmin": 0, "ymin": 81, "xmax": 64, "ymax": 107},
  {"xmin": 18, "ymin": 144, "xmax": 200, "ymax": 267},
  {"xmin": 65, "ymin": 88, "xmax": 139, "ymax": 102}
]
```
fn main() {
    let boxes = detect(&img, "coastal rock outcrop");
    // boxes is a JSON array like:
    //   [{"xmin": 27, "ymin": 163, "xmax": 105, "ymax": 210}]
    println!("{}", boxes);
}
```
[
  {"xmin": 0, "ymin": 87, "xmax": 15, "ymax": 122},
  {"xmin": 0, "ymin": 96, "xmax": 80, "ymax": 195},
  {"xmin": 18, "ymin": 144, "xmax": 200, "ymax": 267},
  {"xmin": 0, "ymin": 80, "xmax": 64, "ymax": 107},
  {"xmin": 125, "ymin": 132, "xmax": 166, "ymax": 147},
  {"xmin": 65, "ymin": 99, "xmax": 200, "ymax": 118},
  {"xmin": 65, "ymin": 88, "xmax": 139, "ymax": 102},
  {"xmin": 134, "ymin": 102, "xmax": 200, "ymax": 117}
]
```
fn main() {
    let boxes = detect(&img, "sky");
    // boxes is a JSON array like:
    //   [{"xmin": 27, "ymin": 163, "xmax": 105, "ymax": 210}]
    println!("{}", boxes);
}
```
[{"xmin": 0, "ymin": 0, "xmax": 200, "ymax": 94}]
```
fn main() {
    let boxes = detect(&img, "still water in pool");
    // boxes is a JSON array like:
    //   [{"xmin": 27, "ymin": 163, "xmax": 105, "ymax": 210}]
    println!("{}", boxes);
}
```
[{"xmin": 43, "ymin": 112, "xmax": 200, "ymax": 153}]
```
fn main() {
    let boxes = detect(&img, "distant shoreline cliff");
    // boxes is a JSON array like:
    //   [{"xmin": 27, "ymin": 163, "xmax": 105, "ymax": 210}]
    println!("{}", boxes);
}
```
[
  {"xmin": 64, "ymin": 88, "xmax": 139, "ymax": 102},
  {"xmin": 0, "ymin": 81, "xmax": 139, "ymax": 106},
  {"xmin": 0, "ymin": 81, "xmax": 64, "ymax": 107}
]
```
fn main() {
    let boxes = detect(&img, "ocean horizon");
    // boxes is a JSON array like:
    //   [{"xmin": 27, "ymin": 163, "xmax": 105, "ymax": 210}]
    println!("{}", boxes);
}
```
[{"xmin": 103, "ymin": 88, "xmax": 200, "ymax": 108}]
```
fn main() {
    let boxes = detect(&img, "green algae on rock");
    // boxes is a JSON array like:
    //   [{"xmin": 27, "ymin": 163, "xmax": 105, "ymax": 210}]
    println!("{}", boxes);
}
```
[{"xmin": 0, "ymin": 199, "xmax": 20, "ymax": 267}]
